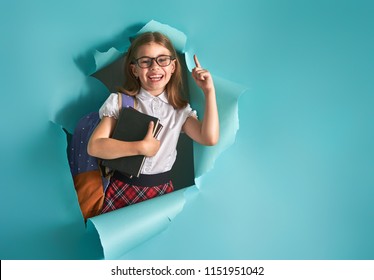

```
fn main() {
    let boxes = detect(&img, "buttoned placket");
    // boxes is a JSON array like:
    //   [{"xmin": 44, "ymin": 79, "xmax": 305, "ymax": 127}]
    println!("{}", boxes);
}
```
[
  {"xmin": 144, "ymin": 97, "xmax": 162, "ymax": 173},
  {"xmin": 151, "ymin": 97, "xmax": 162, "ymax": 118}
]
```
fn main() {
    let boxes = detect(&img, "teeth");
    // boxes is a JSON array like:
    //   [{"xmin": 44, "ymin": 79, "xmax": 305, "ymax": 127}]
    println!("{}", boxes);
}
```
[{"xmin": 149, "ymin": 75, "xmax": 163, "ymax": 80}]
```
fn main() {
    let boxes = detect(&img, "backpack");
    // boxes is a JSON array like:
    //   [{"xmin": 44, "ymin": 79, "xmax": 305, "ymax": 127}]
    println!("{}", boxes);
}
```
[{"xmin": 68, "ymin": 93, "xmax": 135, "ymax": 220}]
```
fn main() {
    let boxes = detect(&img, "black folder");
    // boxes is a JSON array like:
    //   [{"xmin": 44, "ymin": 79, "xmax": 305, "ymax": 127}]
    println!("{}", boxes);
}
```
[{"xmin": 102, "ymin": 107, "xmax": 163, "ymax": 178}]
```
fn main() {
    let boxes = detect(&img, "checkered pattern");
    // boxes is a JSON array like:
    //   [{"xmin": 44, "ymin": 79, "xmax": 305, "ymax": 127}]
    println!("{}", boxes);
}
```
[{"xmin": 100, "ymin": 178, "xmax": 174, "ymax": 213}]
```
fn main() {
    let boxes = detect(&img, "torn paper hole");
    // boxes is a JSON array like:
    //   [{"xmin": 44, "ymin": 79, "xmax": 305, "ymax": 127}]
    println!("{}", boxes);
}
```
[{"xmin": 62, "ymin": 20, "xmax": 246, "ymax": 259}]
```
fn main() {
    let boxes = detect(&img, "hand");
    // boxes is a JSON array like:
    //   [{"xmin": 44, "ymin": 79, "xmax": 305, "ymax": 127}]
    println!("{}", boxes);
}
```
[
  {"xmin": 141, "ymin": 121, "xmax": 160, "ymax": 157},
  {"xmin": 192, "ymin": 55, "xmax": 215, "ymax": 94}
]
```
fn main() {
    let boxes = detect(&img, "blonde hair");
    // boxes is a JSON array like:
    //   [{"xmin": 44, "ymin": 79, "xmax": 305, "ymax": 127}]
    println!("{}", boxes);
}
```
[{"xmin": 119, "ymin": 32, "xmax": 187, "ymax": 109}]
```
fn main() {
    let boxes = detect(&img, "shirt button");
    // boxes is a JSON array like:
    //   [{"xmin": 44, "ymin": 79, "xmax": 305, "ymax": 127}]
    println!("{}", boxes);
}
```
[{"xmin": 152, "ymin": 101, "xmax": 157, "ymax": 110}]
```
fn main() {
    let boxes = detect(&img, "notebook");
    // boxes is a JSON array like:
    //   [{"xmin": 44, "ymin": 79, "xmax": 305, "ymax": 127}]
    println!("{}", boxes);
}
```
[{"xmin": 101, "ymin": 107, "xmax": 163, "ymax": 178}]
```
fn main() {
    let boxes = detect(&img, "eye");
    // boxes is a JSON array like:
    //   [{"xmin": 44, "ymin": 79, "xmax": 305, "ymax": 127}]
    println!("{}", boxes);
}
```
[
  {"xmin": 157, "ymin": 56, "xmax": 170, "ymax": 65},
  {"xmin": 138, "ymin": 57, "xmax": 151, "ymax": 67}
]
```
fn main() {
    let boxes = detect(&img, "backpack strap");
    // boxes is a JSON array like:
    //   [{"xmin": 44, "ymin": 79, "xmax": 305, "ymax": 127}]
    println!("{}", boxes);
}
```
[{"xmin": 118, "ymin": 92, "xmax": 136, "ymax": 110}]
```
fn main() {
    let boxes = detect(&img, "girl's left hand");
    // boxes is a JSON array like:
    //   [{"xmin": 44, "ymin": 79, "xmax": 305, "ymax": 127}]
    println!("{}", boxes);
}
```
[{"xmin": 192, "ymin": 55, "xmax": 215, "ymax": 94}]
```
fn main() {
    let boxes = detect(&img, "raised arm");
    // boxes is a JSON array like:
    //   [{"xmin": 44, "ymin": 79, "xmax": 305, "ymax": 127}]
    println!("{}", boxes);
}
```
[{"xmin": 183, "ymin": 55, "xmax": 219, "ymax": 146}]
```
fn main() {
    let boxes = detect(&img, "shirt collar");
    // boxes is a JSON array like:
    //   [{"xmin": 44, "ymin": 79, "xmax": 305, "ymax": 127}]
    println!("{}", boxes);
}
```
[{"xmin": 138, "ymin": 88, "xmax": 169, "ymax": 104}]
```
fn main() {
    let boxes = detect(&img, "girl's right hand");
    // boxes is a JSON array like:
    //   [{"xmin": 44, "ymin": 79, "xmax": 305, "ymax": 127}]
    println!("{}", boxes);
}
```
[{"xmin": 141, "ymin": 121, "xmax": 160, "ymax": 157}]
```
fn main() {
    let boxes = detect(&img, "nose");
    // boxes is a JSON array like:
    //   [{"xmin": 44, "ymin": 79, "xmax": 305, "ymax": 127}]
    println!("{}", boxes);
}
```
[{"xmin": 150, "ymin": 58, "xmax": 160, "ymax": 69}]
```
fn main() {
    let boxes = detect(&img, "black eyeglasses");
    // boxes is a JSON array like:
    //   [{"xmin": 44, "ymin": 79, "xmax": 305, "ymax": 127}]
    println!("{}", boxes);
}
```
[{"xmin": 132, "ymin": 55, "xmax": 175, "ymax": 68}]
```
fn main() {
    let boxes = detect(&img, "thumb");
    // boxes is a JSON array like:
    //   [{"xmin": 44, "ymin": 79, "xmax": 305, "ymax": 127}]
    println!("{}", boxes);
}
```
[{"xmin": 146, "ymin": 121, "xmax": 155, "ymax": 137}]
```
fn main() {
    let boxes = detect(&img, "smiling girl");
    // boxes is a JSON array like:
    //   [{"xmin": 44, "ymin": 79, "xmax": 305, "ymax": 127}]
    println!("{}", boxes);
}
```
[{"xmin": 87, "ymin": 32, "xmax": 219, "ymax": 213}]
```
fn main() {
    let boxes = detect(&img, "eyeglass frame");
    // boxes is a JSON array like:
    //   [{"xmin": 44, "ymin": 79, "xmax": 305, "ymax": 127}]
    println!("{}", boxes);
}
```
[{"xmin": 132, "ymin": 55, "xmax": 176, "ymax": 68}]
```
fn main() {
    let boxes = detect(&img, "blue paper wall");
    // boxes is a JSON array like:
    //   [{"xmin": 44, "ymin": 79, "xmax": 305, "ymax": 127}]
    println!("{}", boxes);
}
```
[{"xmin": 1, "ymin": 0, "xmax": 374, "ymax": 259}]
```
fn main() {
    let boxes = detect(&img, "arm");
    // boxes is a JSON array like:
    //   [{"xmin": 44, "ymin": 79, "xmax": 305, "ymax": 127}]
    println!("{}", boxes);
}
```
[
  {"xmin": 87, "ymin": 116, "xmax": 160, "ymax": 159},
  {"xmin": 183, "ymin": 55, "xmax": 219, "ymax": 146}
]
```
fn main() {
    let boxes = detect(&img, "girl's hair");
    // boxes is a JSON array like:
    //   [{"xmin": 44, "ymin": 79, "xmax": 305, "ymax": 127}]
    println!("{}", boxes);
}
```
[{"xmin": 119, "ymin": 32, "xmax": 187, "ymax": 109}]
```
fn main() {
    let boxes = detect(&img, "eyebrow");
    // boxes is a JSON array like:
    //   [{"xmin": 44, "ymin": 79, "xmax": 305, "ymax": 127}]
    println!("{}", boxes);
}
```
[{"xmin": 137, "ymin": 54, "xmax": 172, "ymax": 58}]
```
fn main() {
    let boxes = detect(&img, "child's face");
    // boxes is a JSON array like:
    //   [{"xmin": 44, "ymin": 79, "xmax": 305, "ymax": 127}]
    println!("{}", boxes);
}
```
[{"xmin": 131, "ymin": 42, "xmax": 176, "ymax": 96}]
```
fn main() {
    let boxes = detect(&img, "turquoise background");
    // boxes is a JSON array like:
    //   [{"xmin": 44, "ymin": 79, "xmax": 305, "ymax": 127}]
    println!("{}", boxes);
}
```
[{"xmin": 1, "ymin": 0, "xmax": 373, "ymax": 259}]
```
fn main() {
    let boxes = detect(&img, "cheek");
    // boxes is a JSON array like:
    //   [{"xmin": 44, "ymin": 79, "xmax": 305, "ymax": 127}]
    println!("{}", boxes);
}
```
[{"xmin": 137, "ymin": 69, "xmax": 148, "ymax": 79}]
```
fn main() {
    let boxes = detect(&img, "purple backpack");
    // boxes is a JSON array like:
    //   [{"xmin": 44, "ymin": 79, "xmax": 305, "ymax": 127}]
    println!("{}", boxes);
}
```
[{"xmin": 68, "ymin": 93, "xmax": 135, "ymax": 190}]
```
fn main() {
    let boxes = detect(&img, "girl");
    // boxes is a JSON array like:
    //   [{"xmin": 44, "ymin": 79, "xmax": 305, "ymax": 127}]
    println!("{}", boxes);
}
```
[{"xmin": 87, "ymin": 32, "xmax": 219, "ymax": 213}]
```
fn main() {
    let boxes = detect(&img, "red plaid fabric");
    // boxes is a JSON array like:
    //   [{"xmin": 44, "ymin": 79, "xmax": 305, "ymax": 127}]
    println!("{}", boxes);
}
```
[{"xmin": 101, "ymin": 178, "xmax": 174, "ymax": 214}]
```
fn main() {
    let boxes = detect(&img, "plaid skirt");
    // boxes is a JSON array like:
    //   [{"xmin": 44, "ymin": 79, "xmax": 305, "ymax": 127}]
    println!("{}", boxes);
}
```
[{"xmin": 101, "ymin": 173, "xmax": 174, "ymax": 214}]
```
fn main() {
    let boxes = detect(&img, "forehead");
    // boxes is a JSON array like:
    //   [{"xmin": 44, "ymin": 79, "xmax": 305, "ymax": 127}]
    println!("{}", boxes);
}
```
[{"xmin": 135, "ymin": 42, "xmax": 171, "ymax": 57}]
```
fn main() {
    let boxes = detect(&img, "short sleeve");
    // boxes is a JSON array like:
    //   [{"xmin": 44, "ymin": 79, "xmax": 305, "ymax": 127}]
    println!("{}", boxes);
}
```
[
  {"xmin": 99, "ymin": 93, "xmax": 120, "ymax": 119},
  {"xmin": 180, "ymin": 104, "xmax": 198, "ymax": 134},
  {"xmin": 185, "ymin": 103, "xmax": 198, "ymax": 120}
]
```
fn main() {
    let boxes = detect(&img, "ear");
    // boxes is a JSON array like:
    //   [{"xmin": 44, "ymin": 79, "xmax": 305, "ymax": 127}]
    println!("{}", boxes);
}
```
[
  {"xmin": 130, "ymin": 64, "xmax": 138, "ymax": 78},
  {"xmin": 171, "ymin": 59, "xmax": 176, "ymax": 74}
]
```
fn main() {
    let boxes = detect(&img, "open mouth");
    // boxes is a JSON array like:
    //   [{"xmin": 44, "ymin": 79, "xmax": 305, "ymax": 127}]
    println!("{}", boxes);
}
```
[{"xmin": 148, "ymin": 74, "xmax": 163, "ymax": 82}]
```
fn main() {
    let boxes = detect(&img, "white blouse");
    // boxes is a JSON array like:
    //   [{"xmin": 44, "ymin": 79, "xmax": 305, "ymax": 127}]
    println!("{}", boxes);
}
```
[{"xmin": 99, "ymin": 88, "xmax": 197, "ymax": 175}]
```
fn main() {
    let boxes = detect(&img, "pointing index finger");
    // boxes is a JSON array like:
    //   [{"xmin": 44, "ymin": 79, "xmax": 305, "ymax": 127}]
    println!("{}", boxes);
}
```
[{"xmin": 194, "ymin": 54, "xmax": 201, "ymax": 68}]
